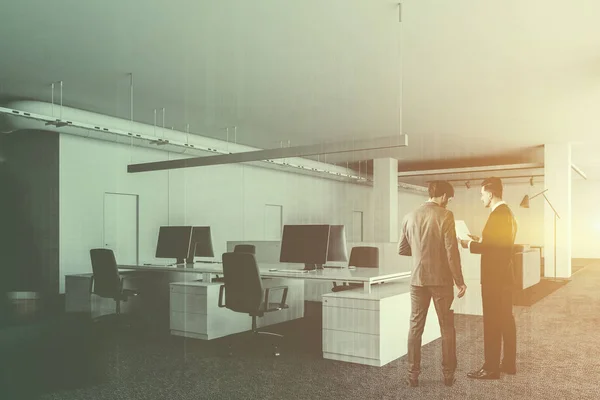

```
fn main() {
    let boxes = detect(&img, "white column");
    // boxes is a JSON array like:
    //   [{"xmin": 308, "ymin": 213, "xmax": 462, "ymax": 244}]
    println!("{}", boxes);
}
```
[
  {"xmin": 544, "ymin": 143, "xmax": 572, "ymax": 278},
  {"xmin": 373, "ymin": 158, "xmax": 398, "ymax": 243}
]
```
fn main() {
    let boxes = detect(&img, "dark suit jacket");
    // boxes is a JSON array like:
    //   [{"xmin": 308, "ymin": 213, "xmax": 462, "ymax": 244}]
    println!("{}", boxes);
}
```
[
  {"xmin": 469, "ymin": 203, "xmax": 517, "ymax": 287},
  {"xmin": 399, "ymin": 202, "xmax": 465, "ymax": 287}
]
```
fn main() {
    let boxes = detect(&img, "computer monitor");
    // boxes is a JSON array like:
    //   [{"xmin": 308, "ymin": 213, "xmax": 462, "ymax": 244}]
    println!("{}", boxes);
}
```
[
  {"xmin": 186, "ymin": 226, "xmax": 214, "ymax": 263},
  {"xmin": 279, "ymin": 224, "xmax": 330, "ymax": 270},
  {"xmin": 327, "ymin": 225, "xmax": 348, "ymax": 262},
  {"xmin": 155, "ymin": 226, "xmax": 193, "ymax": 264}
]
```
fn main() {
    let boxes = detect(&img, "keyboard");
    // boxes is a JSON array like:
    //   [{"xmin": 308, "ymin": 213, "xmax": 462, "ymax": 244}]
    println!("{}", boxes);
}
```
[
  {"xmin": 143, "ymin": 263, "xmax": 181, "ymax": 267},
  {"xmin": 271, "ymin": 269, "xmax": 309, "ymax": 273}
]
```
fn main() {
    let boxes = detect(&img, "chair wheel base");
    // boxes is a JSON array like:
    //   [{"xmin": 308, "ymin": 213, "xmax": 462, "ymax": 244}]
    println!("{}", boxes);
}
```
[
  {"xmin": 272, "ymin": 344, "xmax": 281, "ymax": 357},
  {"xmin": 225, "ymin": 341, "xmax": 282, "ymax": 357}
]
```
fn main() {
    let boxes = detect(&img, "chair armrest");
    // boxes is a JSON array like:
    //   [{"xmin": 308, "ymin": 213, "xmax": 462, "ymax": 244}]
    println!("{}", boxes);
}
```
[
  {"xmin": 264, "ymin": 286, "xmax": 288, "ymax": 309},
  {"xmin": 119, "ymin": 274, "xmax": 139, "ymax": 297},
  {"xmin": 120, "ymin": 273, "xmax": 137, "ymax": 287},
  {"xmin": 218, "ymin": 285, "xmax": 226, "ymax": 308}
]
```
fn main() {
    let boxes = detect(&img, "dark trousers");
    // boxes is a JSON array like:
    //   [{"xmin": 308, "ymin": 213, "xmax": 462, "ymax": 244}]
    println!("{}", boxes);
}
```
[
  {"xmin": 408, "ymin": 285, "xmax": 456, "ymax": 379},
  {"xmin": 481, "ymin": 284, "xmax": 516, "ymax": 372}
]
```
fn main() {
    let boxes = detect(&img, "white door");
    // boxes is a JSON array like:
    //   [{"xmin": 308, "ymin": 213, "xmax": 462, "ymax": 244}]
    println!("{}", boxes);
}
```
[
  {"xmin": 265, "ymin": 204, "xmax": 283, "ymax": 240},
  {"xmin": 104, "ymin": 193, "xmax": 138, "ymax": 265},
  {"xmin": 352, "ymin": 211, "xmax": 363, "ymax": 242}
]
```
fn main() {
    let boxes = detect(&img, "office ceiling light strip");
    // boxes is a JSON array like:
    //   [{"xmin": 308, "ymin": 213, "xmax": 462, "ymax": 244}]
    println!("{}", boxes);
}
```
[
  {"xmin": 127, "ymin": 135, "xmax": 409, "ymax": 173},
  {"xmin": 427, "ymin": 174, "xmax": 545, "ymax": 184},
  {"xmin": 398, "ymin": 181, "xmax": 428, "ymax": 193},
  {"xmin": 397, "ymin": 163, "xmax": 544, "ymax": 177},
  {"xmin": 0, "ymin": 105, "xmax": 367, "ymax": 183}
]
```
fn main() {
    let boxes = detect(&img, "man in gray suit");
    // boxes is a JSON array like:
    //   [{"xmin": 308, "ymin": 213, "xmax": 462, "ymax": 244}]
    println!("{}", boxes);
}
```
[{"xmin": 399, "ymin": 180, "xmax": 467, "ymax": 387}]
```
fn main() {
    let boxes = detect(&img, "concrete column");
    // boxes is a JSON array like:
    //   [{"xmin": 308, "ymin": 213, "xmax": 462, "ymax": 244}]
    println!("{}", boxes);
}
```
[
  {"xmin": 373, "ymin": 158, "xmax": 398, "ymax": 243},
  {"xmin": 544, "ymin": 143, "xmax": 572, "ymax": 278}
]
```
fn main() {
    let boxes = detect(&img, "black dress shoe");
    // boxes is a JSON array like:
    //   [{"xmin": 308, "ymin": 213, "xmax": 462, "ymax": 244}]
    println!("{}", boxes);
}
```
[
  {"xmin": 500, "ymin": 363, "xmax": 516, "ymax": 375},
  {"xmin": 467, "ymin": 368, "xmax": 500, "ymax": 380}
]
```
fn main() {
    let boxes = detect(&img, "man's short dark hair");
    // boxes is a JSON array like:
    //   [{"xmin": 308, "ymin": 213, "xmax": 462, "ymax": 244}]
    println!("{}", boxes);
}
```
[
  {"xmin": 481, "ymin": 177, "xmax": 503, "ymax": 198},
  {"xmin": 428, "ymin": 180, "xmax": 454, "ymax": 199}
]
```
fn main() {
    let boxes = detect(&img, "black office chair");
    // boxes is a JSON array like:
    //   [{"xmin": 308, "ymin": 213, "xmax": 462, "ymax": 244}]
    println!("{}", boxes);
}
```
[
  {"xmin": 89, "ymin": 249, "xmax": 138, "ymax": 317},
  {"xmin": 213, "ymin": 244, "xmax": 257, "ymax": 283},
  {"xmin": 332, "ymin": 246, "xmax": 379, "ymax": 292},
  {"xmin": 233, "ymin": 244, "xmax": 256, "ymax": 254},
  {"xmin": 218, "ymin": 252, "xmax": 288, "ymax": 356}
]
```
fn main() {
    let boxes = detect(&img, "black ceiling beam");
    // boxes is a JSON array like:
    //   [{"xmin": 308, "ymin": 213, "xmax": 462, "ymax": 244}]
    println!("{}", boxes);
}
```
[{"xmin": 127, "ymin": 134, "xmax": 408, "ymax": 173}]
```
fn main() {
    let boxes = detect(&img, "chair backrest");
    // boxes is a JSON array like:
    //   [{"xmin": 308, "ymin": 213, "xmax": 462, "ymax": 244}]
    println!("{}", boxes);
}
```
[
  {"xmin": 233, "ymin": 244, "xmax": 256, "ymax": 255},
  {"xmin": 348, "ymin": 246, "xmax": 379, "ymax": 268},
  {"xmin": 89, "ymin": 249, "xmax": 121, "ymax": 299},
  {"xmin": 221, "ymin": 252, "xmax": 263, "ymax": 314}
]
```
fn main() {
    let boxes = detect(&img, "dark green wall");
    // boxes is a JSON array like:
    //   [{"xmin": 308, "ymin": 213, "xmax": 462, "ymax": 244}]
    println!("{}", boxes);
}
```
[{"xmin": 0, "ymin": 130, "xmax": 59, "ymax": 295}]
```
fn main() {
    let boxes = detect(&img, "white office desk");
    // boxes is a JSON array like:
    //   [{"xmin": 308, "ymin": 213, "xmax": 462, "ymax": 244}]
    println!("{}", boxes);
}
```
[
  {"xmin": 67, "ymin": 263, "xmax": 411, "ymax": 350},
  {"xmin": 64, "ymin": 269, "xmax": 304, "ymax": 332},
  {"xmin": 117, "ymin": 263, "xmax": 411, "ymax": 293}
]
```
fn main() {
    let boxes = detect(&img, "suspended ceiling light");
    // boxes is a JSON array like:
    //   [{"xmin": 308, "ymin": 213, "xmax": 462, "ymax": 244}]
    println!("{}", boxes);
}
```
[
  {"xmin": 0, "ymin": 102, "xmax": 370, "ymax": 184},
  {"xmin": 127, "ymin": 134, "xmax": 409, "ymax": 173}
]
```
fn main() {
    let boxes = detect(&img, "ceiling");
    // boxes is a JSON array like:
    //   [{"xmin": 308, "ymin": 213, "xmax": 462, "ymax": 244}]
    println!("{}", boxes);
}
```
[
  {"xmin": 395, "ymin": 165, "xmax": 592, "ymax": 188},
  {"xmin": 0, "ymin": 1, "xmax": 599, "ymax": 176}
]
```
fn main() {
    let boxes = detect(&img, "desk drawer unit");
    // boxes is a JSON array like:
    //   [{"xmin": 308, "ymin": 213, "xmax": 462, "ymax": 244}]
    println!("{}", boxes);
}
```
[
  {"xmin": 322, "ymin": 283, "xmax": 440, "ymax": 367},
  {"xmin": 169, "ymin": 278, "xmax": 305, "ymax": 340},
  {"xmin": 452, "ymin": 280, "xmax": 483, "ymax": 316},
  {"xmin": 170, "ymin": 282, "xmax": 249, "ymax": 340}
]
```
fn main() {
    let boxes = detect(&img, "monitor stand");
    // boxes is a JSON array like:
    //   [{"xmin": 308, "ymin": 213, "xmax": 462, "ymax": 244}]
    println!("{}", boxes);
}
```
[
  {"xmin": 175, "ymin": 257, "xmax": 186, "ymax": 265},
  {"xmin": 303, "ymin": 263, "xmax": 323, "ymax": 271}
]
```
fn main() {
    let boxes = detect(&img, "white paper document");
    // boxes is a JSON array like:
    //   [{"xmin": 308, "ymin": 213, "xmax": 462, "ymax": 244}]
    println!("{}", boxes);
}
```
[{"xmin": 454, "ymin": 220, "xmax": 471, "ymax": 241}]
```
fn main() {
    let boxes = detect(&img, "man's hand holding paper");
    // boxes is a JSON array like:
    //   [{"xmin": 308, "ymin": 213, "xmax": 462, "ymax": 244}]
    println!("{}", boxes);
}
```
[
  {"xmin": 454, "ymin": 220, "xmax": 472, "ymax": 241},
  {"xmin": 467, "ymin": 234, "xmax": 481, "ymax": 242}
]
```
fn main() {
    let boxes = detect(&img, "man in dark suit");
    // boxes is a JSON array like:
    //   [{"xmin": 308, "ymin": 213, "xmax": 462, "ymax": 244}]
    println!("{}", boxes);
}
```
[
  {"xmin": 461, "ymin": 177, "xmax": 517, "ymax": 379},
  {"xmin": 399, "ymin": 180, "xmax": 467, "ymax": 387}
]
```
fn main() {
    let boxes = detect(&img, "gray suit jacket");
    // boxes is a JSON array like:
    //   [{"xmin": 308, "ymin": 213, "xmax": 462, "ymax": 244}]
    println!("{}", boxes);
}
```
[{"xmin": 399, "ymin": 202, "xmax": 465, "ymax": 287}]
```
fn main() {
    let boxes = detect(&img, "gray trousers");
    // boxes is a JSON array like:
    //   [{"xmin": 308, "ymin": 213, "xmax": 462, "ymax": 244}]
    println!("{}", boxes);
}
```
[{"xmin": 407, "ymin": 285, "xmax": 456, "ymax": 379}]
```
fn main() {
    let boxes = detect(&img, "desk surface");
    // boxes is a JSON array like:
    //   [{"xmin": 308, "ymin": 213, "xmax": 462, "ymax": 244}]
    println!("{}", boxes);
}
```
[
  {"xmin": 118, "ymin": 263, "xmax": 411, "ymax": 284},
  {"xmin": 322, "ymin": 281, "xmax": 412, "ymax": 300}
]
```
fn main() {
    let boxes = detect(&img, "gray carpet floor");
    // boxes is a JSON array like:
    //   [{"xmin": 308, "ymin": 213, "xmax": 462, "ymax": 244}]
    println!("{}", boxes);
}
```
[
  {"xmin": 39, "ymin": 263, "xmax": 600, "ymax": 400},
  {"xmin": 571, "ymin": 258, "xmax": 598, "ymax": 275},
  {"xmin": 512, "ymin": 279, "xmax": 568, "ymax": 306}
]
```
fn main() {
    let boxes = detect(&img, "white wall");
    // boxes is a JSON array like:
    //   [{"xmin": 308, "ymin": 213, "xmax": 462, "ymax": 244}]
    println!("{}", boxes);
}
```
[
  {"xmin": 178, "ymin": 160, "xmax": 375, "ymax": 259},
  {"xmin": 59, "ymin": 134, "xmax": 375, "ymax": 292},
  {"xmin": 571, "ymin": 179, "xmax": 600, "ymax": 259},
  {"xmin": 59, "ymin": 136, "xmax": 170, "ymax": 292}
]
